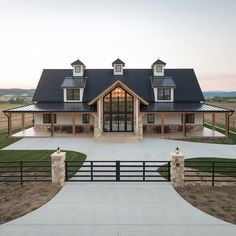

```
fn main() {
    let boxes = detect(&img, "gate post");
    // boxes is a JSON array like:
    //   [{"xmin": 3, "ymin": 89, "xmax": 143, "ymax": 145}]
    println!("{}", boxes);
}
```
[
  {"xmin": 116, "ymin": 161, "xmax": 120, "ymax": 181},
  {"xmin": 170, "ymin": 150, "xmax": 184, "ymax": 187},
  {"xmin": 51, "ymin": 151, "xmax": 66, "ymax": 186}
]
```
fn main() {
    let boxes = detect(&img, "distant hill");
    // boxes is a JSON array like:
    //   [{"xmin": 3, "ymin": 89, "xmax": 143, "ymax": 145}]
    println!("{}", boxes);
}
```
[
  {"xmin": 203, "ymin": 91, "xmax": 236, "ymax": 98},
  {"xmin": 0, "ymin": 89, "xmax": 35, "ymax": 97}
]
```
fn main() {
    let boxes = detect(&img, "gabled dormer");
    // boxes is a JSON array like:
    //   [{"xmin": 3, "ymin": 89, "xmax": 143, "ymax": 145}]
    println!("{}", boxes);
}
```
[
  {"xmin": 151, "ymin": 58, "xmax": 166, "ymax": 76},
  {"xmin": 71, "ymin": 59, "xmax": 86, "ymax": 76},
  {"xmin": 112, "ymin": 58, "xmax": 125, "ymax": 75}
]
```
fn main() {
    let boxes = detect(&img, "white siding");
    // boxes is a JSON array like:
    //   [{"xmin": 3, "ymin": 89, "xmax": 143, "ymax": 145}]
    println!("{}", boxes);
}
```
[
  {"xmin": 142, "ymin": 113, "xmax": 203, "ymax": 125},
  {"xmin": 34, "ymin": 113, "xmax": 94, "ymax": 125}
]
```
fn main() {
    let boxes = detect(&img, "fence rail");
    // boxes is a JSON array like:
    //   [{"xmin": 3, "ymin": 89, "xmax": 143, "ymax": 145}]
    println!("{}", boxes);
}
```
[
  {"xmin": 0, "ymin": 161, "xmax": 51, "ymax": 185},
  {"xmin": 65, "ymin": 160, "xmax": 171, "ymax": 182},
  {"xmin": 184, "ymin": 161, "xmax": 236, "ymax": 186}
]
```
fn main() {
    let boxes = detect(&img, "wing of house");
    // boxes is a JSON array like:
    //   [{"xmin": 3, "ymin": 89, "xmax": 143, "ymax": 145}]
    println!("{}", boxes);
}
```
[{"xmin": 4, "ymin": 58, "xmax": 234, "ymax": 141}]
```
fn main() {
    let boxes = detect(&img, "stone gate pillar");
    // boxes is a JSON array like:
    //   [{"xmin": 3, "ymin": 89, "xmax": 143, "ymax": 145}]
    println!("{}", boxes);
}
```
[
  {"xmin": 170, "ymin": 150, "xmax": 184, "ymax": 187},
  {"xmin": 51, "ymin": 151, "xmax": 66, "ymax": 186}
]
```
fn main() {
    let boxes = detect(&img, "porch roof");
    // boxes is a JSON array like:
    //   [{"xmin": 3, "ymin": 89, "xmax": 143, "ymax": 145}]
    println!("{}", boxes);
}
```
[
  {"xmin": 140, "ymin": 103, "xmax": 234, "ymax": 113},
  {"xmin": 4, "ymin": 103, "xmax": 96, "ymax": 113}
]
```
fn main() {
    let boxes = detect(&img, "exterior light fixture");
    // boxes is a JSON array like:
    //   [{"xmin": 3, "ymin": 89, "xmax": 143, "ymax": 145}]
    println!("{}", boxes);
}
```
[
  {"xmin": 57, "ymin": 147, "xmax": 61, "ymax": 154},
  {"xmin": 175, "ymin": 147, "xmax": 179, "ymax": 154}
]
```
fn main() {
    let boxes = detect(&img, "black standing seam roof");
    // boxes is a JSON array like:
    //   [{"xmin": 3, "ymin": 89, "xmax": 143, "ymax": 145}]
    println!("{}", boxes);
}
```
[{"xmin": 33, "ymin": 68, "xmax": 205, "ymax": 103}]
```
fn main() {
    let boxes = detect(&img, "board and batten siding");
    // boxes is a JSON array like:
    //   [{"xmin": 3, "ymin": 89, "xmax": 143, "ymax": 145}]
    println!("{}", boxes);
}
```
[
  {"xmin": 34, "ymin": 113, "xmax": 94, "ymax": 125},
  {"xmin": 142, "ymin": 113, "xmax": 203, "ymax": 125}
]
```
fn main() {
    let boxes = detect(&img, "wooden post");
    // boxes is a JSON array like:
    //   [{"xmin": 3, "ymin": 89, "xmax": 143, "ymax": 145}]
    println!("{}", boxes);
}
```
[
  {"xmin": 225, "ymin": 113, "xmax": 229, "ymax": 138},
  {"xmin": 22, "ymin": 113, "xmax": 25, "ymax": 131},
  {"xmin": 51, "ymin": 113, "xmax": 54, "ymax": 137},
  {"xmin": 183, "ymin": 113, "xmax": 186, "ymax": 137},
  {"xmin": 212, "ymin": 113, "xmax": 215, "ymax": 132},
  {"xmin": 8, "ymin": 113, "xmax": 12, "ymax": 137},
  {"xmin": 72, "ymin": 113, "xmax": 76, "ymax": 136},
  {"xmin": 161, "ymin": 113, "xmax": 164, "ymax": 136}
]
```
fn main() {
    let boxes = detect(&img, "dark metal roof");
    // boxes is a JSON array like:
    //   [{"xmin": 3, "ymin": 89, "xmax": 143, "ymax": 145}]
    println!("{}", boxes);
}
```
[
  {"xmin": 5, "ymin": 103, "xmax": 96, "ymax": 113},
  {"xmin": 33, "ymin": 68, "xmax": 205, "ymax": 103},
  {"xmin": 61, "ymin": 77, "xmax": 87, "ymax": 88},
  {"xmin": 151, "ymin": 77, "xmax": 176, "ymax": 87},
  {"xmin": 140, "ymin": 103, "xmax": 233, "ymax": 113},
  {"xmin": 71, "ymin": 59, "xmax": 86, "ymax": 67},
  {"xmin": 152, "ymin": 59, "xmax": 166, "ymax": 67},
  {"xmin": 112, "ymin": 58, "xmax": 125, "ymax": 66}
]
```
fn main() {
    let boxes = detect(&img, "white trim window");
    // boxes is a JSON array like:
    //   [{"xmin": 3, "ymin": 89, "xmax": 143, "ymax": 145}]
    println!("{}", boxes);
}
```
[
  {"xmin": 156, "ymin": 65, "xmax": 162, "ymax": 73},
  {"xmin": 66, "ymin": 89, "xmax": 80, "ymax": 100},
  {"xmin": 115, "ymin": 65, "xmax": 122, "ymax": 72},
  {"xmin": 157, "ymin": 88, "xmax": 171, "ymax": 100},
  {"xmin": 75, "ymin": 66, "xmax": 81, "ymax": 73}
]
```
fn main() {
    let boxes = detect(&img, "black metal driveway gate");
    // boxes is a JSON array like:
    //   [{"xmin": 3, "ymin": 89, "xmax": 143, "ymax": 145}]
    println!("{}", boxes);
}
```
[{"xmin": 65, "ymin": 161, "xmax": 171, "ymax": 182}]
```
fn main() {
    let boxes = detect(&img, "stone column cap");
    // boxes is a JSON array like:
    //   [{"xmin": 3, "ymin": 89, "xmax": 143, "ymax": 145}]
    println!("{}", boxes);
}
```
[
  {"xmin": 51, "ymin": 152, "xmax": 66, "ymax": 157},
  {"xmin": 170, "ymin": 152, "xmax": 184, "ymax": 157}
]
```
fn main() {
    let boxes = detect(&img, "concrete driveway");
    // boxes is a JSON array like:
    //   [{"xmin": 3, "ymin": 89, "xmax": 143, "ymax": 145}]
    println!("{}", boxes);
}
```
[
  {"xmin": 1, "ymin": 182, "xmax": 236, "ymax": 236},
  {"xmin": 3, "ymin": 137, "xmax": 236, "ymax": 160}
]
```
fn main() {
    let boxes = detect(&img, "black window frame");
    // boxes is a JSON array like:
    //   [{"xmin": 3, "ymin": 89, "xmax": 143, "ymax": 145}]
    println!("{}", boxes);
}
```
[
  {"xmin": 147, "ymin": 114, "xmax": 155, "ymax": 124},
  {"xmin": 115, "ymin": 65, "xmax": 122, "ymax": 72},
  {"xmin": 82, "ymin": 114, "xmax": 90, "ymax": 124},
  {"xmin": 43, "ymin": 114, "xmax": 57, "ymax": 124},
  {"xmin": 66, "ymin": 89, "xmax": 80, "ymax": 101},
  {"xmin": 157, "ymin": 88, "xmax": 171, "ymax": 100},
  {"xmin": 181, "ymin": 114, "xmax": 195, "ymax": 124}
]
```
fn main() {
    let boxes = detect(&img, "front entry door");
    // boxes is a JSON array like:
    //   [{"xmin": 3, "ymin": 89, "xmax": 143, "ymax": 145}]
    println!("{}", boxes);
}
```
[{"xmin": 103, "ymin": 86, "xmax": 133, "ymax": 132}]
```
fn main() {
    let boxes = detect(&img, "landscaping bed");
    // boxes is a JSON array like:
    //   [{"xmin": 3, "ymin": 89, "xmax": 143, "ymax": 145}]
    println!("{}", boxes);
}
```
[
  {"xmin": 175, "ymin": 186, "xmax": 236, "ymax": 225},
  {"xmin": 0, "ymin": 182, "xmax": 60, "ymax": 224}
]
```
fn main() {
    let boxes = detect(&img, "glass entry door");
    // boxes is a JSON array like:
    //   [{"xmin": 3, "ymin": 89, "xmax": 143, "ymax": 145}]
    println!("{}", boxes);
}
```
[{"xmin": 103, "ymin": 86, "xmax": 133, "ymax": 132}]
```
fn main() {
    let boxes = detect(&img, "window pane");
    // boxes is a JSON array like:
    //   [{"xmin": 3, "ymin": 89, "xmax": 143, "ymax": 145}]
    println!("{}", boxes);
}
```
[
  {"xmin": 126, "ymin": 93, "xmax": 133, "ymax": 112},
  {"xmin": 157, "ymin": 88, "xmax": 171, "ymax": 100},
  {"xmin": 147, "ymin": 114, "xmax": 154, "ymax": 123},
  {"xmin": 104, "ymin": 114, "xmax": 110, "ymax": 131},
  {"xmin": 83, "ymin": 114, "xmax": 89, "ymax": 124},
  {"xmin": 103, "ymin": 94, "xmax": 110, "ymax": 112}
]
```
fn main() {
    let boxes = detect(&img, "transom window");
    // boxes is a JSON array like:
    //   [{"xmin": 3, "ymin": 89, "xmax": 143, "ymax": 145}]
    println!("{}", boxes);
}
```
[
  {"xmin": 75, "ymin": 66, "xmax": 81, "ymax": 73},
  {"xmin": 115, "ymin": 65, "xmax": 122, "ymax": 72},
  {"xmin": 43, "ymin": 114, "xmax": 57, "ymax": 124},
  {"xmin": 147, "ymin": 114, "xmax": 155, "ymax": 123},
  {"xmin": 156, "ymin": 65, "xmax": 162, "ymax": 72},
  {"xmin": 82, "ymin": 114, "xmax": 90, "ymax": 124},
  {"xmin": 181, "ymin": 114, "xmax": 195, "ymax": 124},
  {"xmin": 157, "ymin": 88, "xmax": 171, "ymax": 100},
  {"xmin": 67, "ymin": 89, "xmax": 80, "ymax": 100}
]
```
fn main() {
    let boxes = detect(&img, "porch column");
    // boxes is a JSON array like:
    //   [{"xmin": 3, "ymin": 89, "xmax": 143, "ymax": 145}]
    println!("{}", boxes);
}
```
[
  {"xmin": 161, "ymin": 113, "xmax": 164, "ymax": 136},
  {"xmin": 22, "ymin": 113, "xmax": 25, "ymax": 131},
  {"xmin": 212, "ymin": 113, "xmax": 215, "ymax": 132},
  {"xmin": 72, "ymin": 113, "xmax": 76, "ymax": 136},
  {"xmin": 183, "ymin": 112, "xmax": 186, "ymax": 136},
  {"xmin": 50, "ymin": 113, "xmax": 54, "ymax": 137},
  {"xmin": 8, "ymin": 113, "xmax": 12, "ymax": 137},
  {"xmin": 225, "ymin": 113, "xmax": 229, "ymax": 138}
]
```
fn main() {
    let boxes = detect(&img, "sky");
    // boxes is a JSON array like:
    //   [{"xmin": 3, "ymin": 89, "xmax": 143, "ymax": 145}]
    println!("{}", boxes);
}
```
[{"xmin": 0, "ymin": 0, "xmax": 235, "ymax": 91}]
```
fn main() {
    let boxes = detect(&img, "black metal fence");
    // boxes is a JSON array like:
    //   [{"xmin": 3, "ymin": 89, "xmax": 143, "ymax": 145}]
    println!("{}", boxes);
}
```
[
  {"xmin": 65, "ymin": 160, "xmax": 171, "ymax": 182},
  {"xmin": 184, "ymin": 161, "xmax": 236, "ymax": 186},
  {"xmin": 0, "ymin": 161, "xmax": 51, "ymax": 185}
]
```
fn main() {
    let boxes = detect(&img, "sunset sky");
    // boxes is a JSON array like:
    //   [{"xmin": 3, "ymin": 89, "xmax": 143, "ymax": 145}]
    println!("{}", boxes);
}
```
[{"xmin": 0, "ymin": 0, "xmax": 235, "ymax": 91}]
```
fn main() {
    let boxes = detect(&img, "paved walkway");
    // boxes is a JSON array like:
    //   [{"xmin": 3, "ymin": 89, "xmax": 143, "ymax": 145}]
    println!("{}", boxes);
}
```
[
  {"xmin": 1, "ymin": 182, "xmax": 236, "ymax": 236},
  {"xmin": 3, "ymin": 137, "xmax": 236, "ymax": 160}
]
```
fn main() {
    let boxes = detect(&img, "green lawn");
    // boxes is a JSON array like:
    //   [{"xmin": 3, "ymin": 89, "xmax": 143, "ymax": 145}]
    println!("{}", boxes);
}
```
[
  {"xmin": 185, "ymin": 157, "xmax": 236, "ymax": 177},
  {"xmin": 0, "ymin": 130, "xmax": 22, "ymax": 149}
]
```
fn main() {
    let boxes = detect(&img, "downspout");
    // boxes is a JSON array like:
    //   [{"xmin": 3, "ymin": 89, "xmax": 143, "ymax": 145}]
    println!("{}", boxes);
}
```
[
  {"xmin": 3, "ymin": 111, "xmax": 10, "ymax": 137},
  {"xmin": 227, "ymin": 111, "xmax": 234, "ymax": 138}
]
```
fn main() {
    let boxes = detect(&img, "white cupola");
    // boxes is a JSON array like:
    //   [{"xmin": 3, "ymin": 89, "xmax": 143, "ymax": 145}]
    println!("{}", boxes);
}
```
[
  {"xmin": 71, "ymin": 59, "xmax": 86, "ymax": 76},
  {"xmin": 112, "ymin": 58, "xmax": 125, "ymax": 75},
  {"xmin": 151, "ymin": 58, "xmax": 166, "ymax": 76}
]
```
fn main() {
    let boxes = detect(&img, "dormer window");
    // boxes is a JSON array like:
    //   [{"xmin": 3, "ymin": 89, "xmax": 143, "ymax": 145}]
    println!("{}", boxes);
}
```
[
  {"xmin": 156, "ymin": 65, "xmax": 162, "ymax": 73},
  {"xmin": 152, "ymin": 58, "xmax": 166, "ymax": 76},
  {"xmin": 112, "ymin": 58, "xmax": 125, "ymax": 75},
  {"xmin": 157, "ymin": 88, "xmax": 171, "ymax": 100},
  {"xmin": 115, "ymin": 65, "xmax": 122, "ymax": 72},
  {"xmin": 75, "ymin": 66, "xmax": 81, "ymax": 73},
  {"xmin": 66, "ymin": 89, "xmax": 80, "ymax": 100},
  {"xmin": 71, "ymin": 59, "xmax": 86, "ymax": 76}
]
